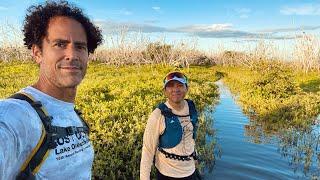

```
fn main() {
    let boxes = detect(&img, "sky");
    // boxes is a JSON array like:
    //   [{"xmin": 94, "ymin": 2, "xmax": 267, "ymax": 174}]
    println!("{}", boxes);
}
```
[{"xmin": 0, "ymin": 0, "xmax": 320, "ymax": 56}]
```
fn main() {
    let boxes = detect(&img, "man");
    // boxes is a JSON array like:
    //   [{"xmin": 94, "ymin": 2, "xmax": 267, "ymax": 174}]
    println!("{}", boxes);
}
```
[
  {"xmin": 0, "ymin": 1, "xmax": 102, "ymax": 179},
  {"xmin": 140, "ymin": 72, "xmax": 199, "ymax": 180}
]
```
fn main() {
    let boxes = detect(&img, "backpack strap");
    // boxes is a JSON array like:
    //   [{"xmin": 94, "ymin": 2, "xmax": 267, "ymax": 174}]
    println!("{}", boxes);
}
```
[
  {"xmin": 74, "ymin": 108, "xmax": 90, "ymax": 135},
  {"xmin": 158, "ymin": 103, "xmax": 174, "ymax": 118},
  {"xmin": 10, "ymin": 93, "xmax": 53, "ymax": 179},
  {"xmin": 185, "ymin": 99, "xmax": 198, "ymax": 139},
  {"xmin": 9, "ymin": 92, "xmax": 89, "ymax": 179},
  {"xmin": 186, "ymin": 99, "xmax": 197, "ymax": 118},
  {"xmin": 158, "ymin": 103, "xmax": 190, "ymax": 118}
]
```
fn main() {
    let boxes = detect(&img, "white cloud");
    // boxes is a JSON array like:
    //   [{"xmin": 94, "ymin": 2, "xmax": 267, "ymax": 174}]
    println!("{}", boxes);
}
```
[
  {"xmin": 152, "ymin": 6, "xmax": 160, "ymax": 10},
  {"xmin": 176, "ymin": 23, "xmax": 233, "ymax": 32},
  {"xmin": 152, "ymin": 6, "xmax": 162, "ymax": 13},
  {"xmin": 144, "ymin": 19, "xmax": 160, "ymax": 24},
  {"xmin": 259, "ymin": 25, "xmax": 320, "ymax": 33},
  {"xmin": 94, "ymin": 20, "xmax": 168, "ymax": 33},
  {"xmin": 0, "ymin": 6, "xmax": 8, "ymax": 10},
  {"xmin": 120, "ymin": 8, "xmax": 133, "ymax": 15},
  {"xmin": 234, "ymin": 8, "xmax": 251, "ymax": 19},
  {"xmin": 239, "ymin": 14, "xmax": 249, "ymax": 19},
  {"xmin": 235, "ymin": 8, "xmax": 251, "ymax": 14},
  {"xmin": 94, "ymin": 20, "xmax": 303, "ymax": 40},
  {"xmin": 280, "ymin": 4, "xmax": 320, "ymax": 15}
]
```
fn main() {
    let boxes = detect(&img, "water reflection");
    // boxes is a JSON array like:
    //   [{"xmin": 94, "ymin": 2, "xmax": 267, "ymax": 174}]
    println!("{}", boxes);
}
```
[
  {"xmin": 278, "ymin": 125, "xmax": 320, "ymax": 177},
  {"xmin": 196, "ymin": 106, "xmax": 220, "ymax": 174},
  {"xmin": 210, "ymin": 80, "xmax": 320, "ymax": 179},
  {"xmin": 243, "ymin": 115, "xmax": 320, "ymax": 178}
]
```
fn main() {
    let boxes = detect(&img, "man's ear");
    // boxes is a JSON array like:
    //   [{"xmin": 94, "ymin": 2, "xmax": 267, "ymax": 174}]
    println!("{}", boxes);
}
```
[{"xmin": 32, "ymin": 44, "xmax": 42, "ymax": 64}]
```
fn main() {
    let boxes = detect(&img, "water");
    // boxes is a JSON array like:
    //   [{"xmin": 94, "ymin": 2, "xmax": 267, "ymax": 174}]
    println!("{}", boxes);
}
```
[{"xmin": 205, "ymin": 81, "xmax": 320, "ymax": 180}]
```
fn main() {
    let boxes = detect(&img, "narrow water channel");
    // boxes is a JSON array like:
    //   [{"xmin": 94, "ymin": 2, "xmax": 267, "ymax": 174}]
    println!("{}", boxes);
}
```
[{"xmin": 205, "ymin": 80, "xmax": 320, "ymax": 179}]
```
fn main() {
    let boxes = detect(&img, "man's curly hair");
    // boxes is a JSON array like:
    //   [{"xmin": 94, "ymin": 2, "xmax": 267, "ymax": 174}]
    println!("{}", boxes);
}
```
[{"xmin": 23, "ymin": 1, "xmax": 103, "ymax": 54}]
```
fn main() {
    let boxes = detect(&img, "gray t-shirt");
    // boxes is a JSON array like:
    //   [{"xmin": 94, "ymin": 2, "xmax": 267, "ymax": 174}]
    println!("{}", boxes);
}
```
[{"xmin": 0, "ymin": 86, "xmax": 94, "ymax": 180}]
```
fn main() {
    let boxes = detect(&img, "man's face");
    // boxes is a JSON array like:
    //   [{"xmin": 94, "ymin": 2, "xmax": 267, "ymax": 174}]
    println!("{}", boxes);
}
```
[
  {"xmin": 164, "ymin": 81, "xmax": 188, "ymax": 104},
  {"xmin": 33, "ymin": 16, "xmax": 88, "ymax": 89}
]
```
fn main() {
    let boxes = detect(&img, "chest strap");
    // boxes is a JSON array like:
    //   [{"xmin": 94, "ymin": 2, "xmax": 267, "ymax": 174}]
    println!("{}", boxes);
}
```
[{"xmin": 158, "ymin": 147, "xmax": 198, "ymax": 161}]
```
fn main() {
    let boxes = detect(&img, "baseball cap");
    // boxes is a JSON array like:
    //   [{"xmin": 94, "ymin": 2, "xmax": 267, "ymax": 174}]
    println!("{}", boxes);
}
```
[{"xmin": 163, "ymin": 71, "xmax": 188, "ymax": 88}]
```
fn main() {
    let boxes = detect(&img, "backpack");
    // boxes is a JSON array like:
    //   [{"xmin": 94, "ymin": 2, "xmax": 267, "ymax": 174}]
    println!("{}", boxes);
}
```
[
  {"xmin": 157, "ymin": 99, "xmax": 198, "ymax": 149},
  {"xmin": 9, "ymin": 92, "xmax": 89, "ymax": 180}
]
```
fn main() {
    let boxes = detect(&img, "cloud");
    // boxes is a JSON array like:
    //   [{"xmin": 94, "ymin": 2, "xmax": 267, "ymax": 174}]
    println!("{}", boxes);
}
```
[
  {"xmin": 258, "ymin": 25, "xmax": 320, "ymax": 33},
  {"xmin": 175, "ymin": 24, "xmax": 269, "ymax": 39},
  {"xmin": 144, "ymin": 19, "xmax": 160, "ymax": 24},
  {"xmin": 0, "ymin": 6, "xmax": 8, "ymax": 10},
  {"xmin": 94, "ymin": 20, "xmax": 305, "ymax": 40},
  {"xmin": 175, "ymin": 24, "xmax": 233, "ymax": 32},
  {"xmin": 110, "ymin": 8, "xmax": 133, "ymax": 16},
  {"xmin": 235, "ymin": 8, "xmax": 251, "ymax": 19},
  {"xmin": 235, "ymin": 8, "xmax": 251, "ymax": 14},
  {"xmin": 239, "ymin": 14, "xmax": 249, "ymax": 19},
  {"xmin": 192, "ymin": 30, "xmax": 257, "ymax": 38},
  {"xmin": 152, "ymin": 6, "xmax": 162, "ymax": 13},
  {"xmin": 151, "ymin": 6, "xmax": 163, "ymax": 13},
  {"xmin": 232, "ymin": 39, "xmax": 260, "ymax": 43},
  {"xmin": 280, "ymin": 4, "xmax": 320, "ymax": 15},
  {"xmin": 94, "ymin": 20, "xmax": 168, "ymax": 33},
  {"xmin": 120, "ymin": 8, "xmax": 133, "ymax": 15},
  {"xmin": 152, "ymin": 6, "xmax": 160, "ymax": 10}
]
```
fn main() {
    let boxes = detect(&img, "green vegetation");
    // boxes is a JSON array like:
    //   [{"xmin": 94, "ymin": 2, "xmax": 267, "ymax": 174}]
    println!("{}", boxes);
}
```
[
  {"xmin": 0, "ymin": 61, "xmax": 219, "ymax": 179},
  {"xmin": 215, "ymin": 60, "xmax": 320, "ymax": 131},
  {"xmin": 214, "ymin": 60, "xmax": 320, "ymax": 177}
]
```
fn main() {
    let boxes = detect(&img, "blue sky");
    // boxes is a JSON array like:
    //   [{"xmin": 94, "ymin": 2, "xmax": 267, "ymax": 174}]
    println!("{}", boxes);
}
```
[{"xmin": 0, "ymin": 0, "xmax": 320, "ymax": 54}]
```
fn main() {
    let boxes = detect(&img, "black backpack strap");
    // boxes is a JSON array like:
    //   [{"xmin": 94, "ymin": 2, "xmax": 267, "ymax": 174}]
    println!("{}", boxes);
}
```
[
  {"xmin": 10, "ymin": 93, "xmax": 54, "ymax": 179},
  {"xmin": 10, "ymin": 92, "xmax": 91, "ymax": 179},
  {"xmin": 186, "ymin": 99, "xmax": 197, "ymax": 116},
  {"xmin": 158, "ymin": 103, "xmax": 190, "ymax": 117},
  {"xmin": 185, "ymin": 99, "xmax": 198, "ymax": 139},
  {"xmin": 158, "ymin": 103, "xmax": 174, "ymax": 118},
  {"xmin": 74, "ymin": 108, "xmax": 90, "ymax": 134}
]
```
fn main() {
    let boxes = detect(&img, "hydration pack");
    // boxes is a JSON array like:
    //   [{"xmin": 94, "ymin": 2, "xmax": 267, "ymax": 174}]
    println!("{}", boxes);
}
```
[
  {"xmin": 9, "ymin": 93, "xmax": 90, "ymax": 180},
  {"xmin": 157, "ymin": 99, "xmax": 198, "ymax": 149}
]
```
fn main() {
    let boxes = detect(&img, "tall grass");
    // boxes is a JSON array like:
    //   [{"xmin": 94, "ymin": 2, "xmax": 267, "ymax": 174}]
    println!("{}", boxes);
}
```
[
  {"xmin": 293, "ymin": 33, "xmax": 320, "ymax": 72},
  {"xmin": 1, "ymin": 21, "xmax": 320, "ymax": 73}
]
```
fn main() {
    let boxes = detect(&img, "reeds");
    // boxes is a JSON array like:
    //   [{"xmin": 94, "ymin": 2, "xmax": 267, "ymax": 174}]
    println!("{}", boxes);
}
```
[
  {"xmin": 293, "ymin": 33, "xmax": 320, "ymax": 73},
  {"xmin": 0, "ymin": 21, "xmax": 31, "ymax": 62},
  {"xmin": 1, "ymin": 22, "xmax": 320, "ymax": 72}
]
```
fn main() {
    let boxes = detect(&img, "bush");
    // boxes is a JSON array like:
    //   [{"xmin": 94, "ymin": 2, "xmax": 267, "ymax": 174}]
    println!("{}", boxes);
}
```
[{"xmin": 142, "ymin": 42, "xmax": 172, "ymax": 64}]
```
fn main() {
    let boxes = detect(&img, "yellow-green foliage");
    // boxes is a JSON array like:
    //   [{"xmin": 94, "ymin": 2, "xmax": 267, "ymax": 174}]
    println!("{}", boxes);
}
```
[
  {"xmin": 215, "ymin": 60, "xmax": 320, "ymax": 130},
  {"xmin": 0, "ymin": 61, "xmax": 38, "ymax": 96},
  {"xmin": 0, "ymin": 61, "xmax": 218, "ymax": 179}
]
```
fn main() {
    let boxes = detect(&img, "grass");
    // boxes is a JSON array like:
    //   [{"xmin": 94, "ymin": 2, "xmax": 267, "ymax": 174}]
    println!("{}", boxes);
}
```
[
  {"xmin": 214, "ymin": 60, "xmax": 320, "ymax": 131},
  {"xmin": 0, "ymin": 61, "xmax": 219, "ymax": 179}
]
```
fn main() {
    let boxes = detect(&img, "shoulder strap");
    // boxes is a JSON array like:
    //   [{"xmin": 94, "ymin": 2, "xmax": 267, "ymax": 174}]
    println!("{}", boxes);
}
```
[
  {"xmin": 74, "ymin": 108, "xmax": 90, "ymax": 134},
  {"xmin": 10, "ymin": 93, "xmax": 53, "ymax": 179},
  {"xmin": 158, "ymin": 103, "xmax": 174, "ymax": 118},
  {"xmin": 186, "ymin": 99, "xmax": 197, "ymax": 116},
  {"xmin": 185, "ymin": 99, "xmax": 198, "ymax": 140},
  {"xmin": 10, "ymin": 93, "xmax": 90, "ymax": 179}
]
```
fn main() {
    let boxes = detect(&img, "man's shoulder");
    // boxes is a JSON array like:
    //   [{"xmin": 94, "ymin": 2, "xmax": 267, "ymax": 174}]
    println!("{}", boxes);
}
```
[
  {"xmin": 0, "ymin": 98, "xmax": 41, "ymax": 128},
  {"xmin": 0, "ymin": 98, "xmax": 32, "ymax": 114}
]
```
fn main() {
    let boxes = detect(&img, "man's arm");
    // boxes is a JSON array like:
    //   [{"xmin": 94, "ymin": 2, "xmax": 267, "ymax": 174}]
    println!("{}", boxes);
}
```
[
  {"xmin": 0, "ymin": 120, "xmax": 21, "ymax": 179},
  {"xmin": 140, "ymin": 108, "xmax": 164, "ymax": 180},
  {"xmin": 0, "ymin": 100, "xmax": 42, "ymax": 180}
]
